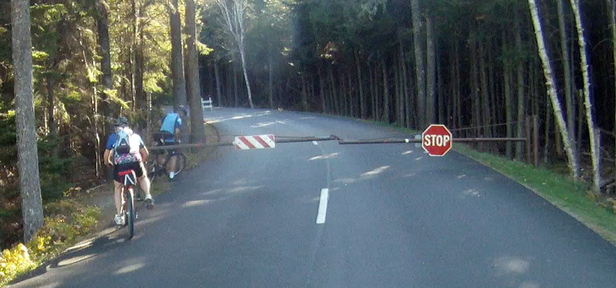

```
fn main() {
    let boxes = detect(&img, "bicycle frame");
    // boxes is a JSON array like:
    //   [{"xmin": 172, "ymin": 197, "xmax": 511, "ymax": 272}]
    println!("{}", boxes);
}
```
[
  {"xmin": 150, "ymin": 145, "xmax": 185, "ymax": 181},
  {"xmin": 118, "ymin": 169, "xmax": 137, "ymax": 240}
]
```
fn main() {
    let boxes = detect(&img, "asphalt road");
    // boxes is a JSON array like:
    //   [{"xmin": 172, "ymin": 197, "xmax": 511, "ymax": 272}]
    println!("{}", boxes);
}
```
[{"xmin": 9, "ymin": 108, "xmax": 616, "ymax": 288}]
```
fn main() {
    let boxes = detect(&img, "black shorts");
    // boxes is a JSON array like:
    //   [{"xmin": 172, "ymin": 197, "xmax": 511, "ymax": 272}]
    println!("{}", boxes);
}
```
[
  {"xmin": 154, "ymin": 131, "xmax": 175, "ymax": 145},
  {"xmin": 158, "ymin": 140, "xmax": 179, "ymax": 156},
  {"xmin": 114, "ymin": 162, "xmax": 145, "ymax": 183}
]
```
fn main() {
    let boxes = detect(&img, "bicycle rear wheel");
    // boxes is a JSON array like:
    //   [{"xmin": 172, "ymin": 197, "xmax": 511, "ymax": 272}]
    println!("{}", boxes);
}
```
[
  {"xmin": 126, "ymin": 188, "xmax": 135, "ymax": 240},
  {"xmin": 174, "ymin": 153, "xmax": 187, "ymax": 176},
  {"xmin": 148, "ymin": 161, "xmax": 159, "ymax": 181}
]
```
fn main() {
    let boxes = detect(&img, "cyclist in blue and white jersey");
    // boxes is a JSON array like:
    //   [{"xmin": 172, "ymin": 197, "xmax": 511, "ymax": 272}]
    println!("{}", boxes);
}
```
[{"xmin": 157, "ymin": 105, "xmax": 187, "ymax": 180}]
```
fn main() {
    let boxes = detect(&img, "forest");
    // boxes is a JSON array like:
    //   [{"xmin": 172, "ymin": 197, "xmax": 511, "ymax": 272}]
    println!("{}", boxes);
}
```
[{"xmin": 1, "ymin": 0, "xmax": 616, "ymax": 248}]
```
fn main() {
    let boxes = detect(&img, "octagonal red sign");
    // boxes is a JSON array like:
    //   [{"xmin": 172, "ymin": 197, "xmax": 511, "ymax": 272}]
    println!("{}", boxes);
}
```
[{"xmin": 422, "ymin": 124, "xmax": 452, "ymax": 156}]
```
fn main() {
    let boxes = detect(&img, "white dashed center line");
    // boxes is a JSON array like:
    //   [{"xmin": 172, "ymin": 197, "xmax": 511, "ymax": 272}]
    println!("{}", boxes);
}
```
[{"xmin": 316, "ymin": 188, "xmax": 329, "ymax": 224}]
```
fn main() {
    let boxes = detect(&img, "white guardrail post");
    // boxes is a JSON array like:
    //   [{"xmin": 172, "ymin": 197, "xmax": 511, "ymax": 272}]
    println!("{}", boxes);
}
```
[{"xmin": 201, "ymin": 97, "xmax": 213, "ymax": 110}]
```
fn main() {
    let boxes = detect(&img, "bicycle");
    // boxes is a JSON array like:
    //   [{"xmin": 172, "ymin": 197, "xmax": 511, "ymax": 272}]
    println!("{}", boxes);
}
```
[
  {"xmin": 149, "ymin": 139, "xmax": 186, "ymax": 181},
  {"xmin": 118, "ymin": 169, "xmax": 137, "ymax": 240}
]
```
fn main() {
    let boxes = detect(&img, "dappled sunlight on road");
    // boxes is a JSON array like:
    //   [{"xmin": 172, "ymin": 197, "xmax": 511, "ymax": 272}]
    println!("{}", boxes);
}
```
[
  {"xmin": 362, "ymin": 166, "xmax": 390, "ymax": 177},
  {"xmin": 250, "ymin": 121, "xmax": 284, "ymax": 128},
  {"xmin": 460, "ymin": 189, "xmax": 481, "ymax": 198},
  {"xmin": 457, "ymin": 174, "xmax": 467, "ymax": 179},
  {"xmin": 494, "ymin": 256, "xmax": 530, "ymax": 274},
  {"xmin": 199, "ymin": 188, "xmax": 224, "ymax": 196},
  {"xmin": 492, "ymin": 256, "xmax": 540, "ymax": 288},
  {"xmin": 334, "ymin": 177, "xmax": 359, "ymax": 185},
  {"xmin": 518, "ymin": 282, "xmax": 540, "ymax": 288},
  {"xmin": 402, "ymin": 150, "xmax": 413, "ymax": 155},
  {"xmin": 415, "ymin": 156, "xmax": 423, "ymax": 161},
  {"xmin": 182, "ymin": 199, "xmax": 213, "ymax": 208},
  {"xmin": 57, "ymin": 253, "xmax": 98, "ymax": 267},
  {"xmin": 206, "ymin": 111, "xmax": 272, "ymax": 124},
  {"xmin": 251, "ymin": 121, "xmax": 278, "ymax": 127},
  {"xmin": 113, "ymin": 257, "xmax": 147, "ymax": 275},
  {"xmin": 33, "ymin": 281, "xmax": 62, "ymax": 288},
  {"xmin": 232, "ymin": 178, "xmax": 256, "ymax": 186},
  {"xmin": 134, "ymin": 215, "xmax": 164, "ymax": 226},
  {"xmin": 309, "ymin": 153, "xmax": 338, "ymax": 161},
  {"xmin": 228, "ymin": 185, "xmax": 264, "ymax": 194}
]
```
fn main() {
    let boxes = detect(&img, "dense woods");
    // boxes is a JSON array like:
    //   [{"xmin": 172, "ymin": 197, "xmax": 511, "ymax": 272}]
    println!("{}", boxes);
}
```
[{"xmin": 2, "ymin": 0, "xmax": 616, "ymax": 247}]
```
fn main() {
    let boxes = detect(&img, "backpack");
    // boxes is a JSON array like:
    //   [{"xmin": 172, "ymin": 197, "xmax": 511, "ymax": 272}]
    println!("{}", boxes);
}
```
[{"xmin": 113, "ymin": 128, "xmax": 140, "ymax": 164}]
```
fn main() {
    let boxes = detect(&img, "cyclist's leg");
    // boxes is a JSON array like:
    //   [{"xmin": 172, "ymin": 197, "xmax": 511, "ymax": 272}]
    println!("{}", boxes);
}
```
[
  {"xmin": 166, "ymin": 145, "xmax": 179, "ymax": 179},
  {"xmin": 113, "ymin": 181, "xmax": 123, "ymax": 215},
  {"xmin": 112, "ymin": 165, "xmax": 125, "ymax": 225},
  {"xmin": 155, "ymin": 139, "xmax": 166, "ymax": 167},
  {"xmin": 137, "ymin": 162, "xmax": 154, "ymax": 208},
  {"xmin": 168, "ymin": 153, "xmax": 177, "ymax": 174}
]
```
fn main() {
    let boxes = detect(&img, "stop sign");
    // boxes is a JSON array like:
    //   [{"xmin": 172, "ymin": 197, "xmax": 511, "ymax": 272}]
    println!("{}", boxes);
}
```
[{"xmin": 422, "ymin": 124, "xmax": 452, "ymax": 156}]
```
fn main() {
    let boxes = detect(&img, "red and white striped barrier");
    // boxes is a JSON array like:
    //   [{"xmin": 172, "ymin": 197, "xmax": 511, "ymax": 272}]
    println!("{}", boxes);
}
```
[{"xmin": 234, "ymin": 134, "xmax": 276, "ymax": 150}]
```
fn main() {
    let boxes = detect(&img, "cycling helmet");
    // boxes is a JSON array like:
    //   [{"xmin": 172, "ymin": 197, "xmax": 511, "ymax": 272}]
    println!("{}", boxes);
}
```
[
  {"xmin": 115, "ymin": 116, "xmax": 129, "ymax": 127},
  {"xmin": 177, "ymin": 105, "xmax": 188, "ymax": 116}
]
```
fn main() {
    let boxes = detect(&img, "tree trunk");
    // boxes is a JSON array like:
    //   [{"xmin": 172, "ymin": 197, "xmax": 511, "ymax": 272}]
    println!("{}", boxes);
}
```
[
  {"xmin": 347, "ymin": 71, "xmax": 354, "ymax": 116},
  {"xmin": 515, "ymin": 13, "xmax": 526, "ymax": 161},
  {"xmin": 569, "ymin": 0, "xmax": 600, "ymax": 192},
  {"xmin": 169, "ymin": 0, "xmax": 187, "ymax": 108},
  {"xmin": 268, "ymin": 47, "xmax": 274, "ymax": 109},
  {"xmin": 504, "ymin": 42, "xmax": 513, "ymax": 158},
  {"xmin": 373, "ymin": 64, "xmax": 379, "ymax": 120},
  {"xmin": 453, "ymin": 37, "xmax": 462, "ymax": 129},
  {"xmin": 328, "ymin": 65, "xmax": 338, "ymax": 115},
  {"xmin": 558, "ymin": 0, "xmax": 579, "ymax": 172},
  {"xmin": 544, "ymin": 98, "xmax": 552, "ymax": 163},
  {"xmin": 382, "ymin": 59, "xmax": 390, "ymax": 123},
  {"xmin": 97, "ymin": 0, "xmax": 112, "ymax": 126},
  {"xmin": 470, "ymin": 33, "xmax": 481, "ymax": 137},
  {"xmin": 214, "ymin": 60, "xmax": 222, "ymax": 107},
  {"xmin": 318, "ymin": 65, "xmax": 326, "ymax": 113},
  {"xmin": 238, "ymin": 47, "xmax": 254, "ymax": 108},
  {"xmin": 134, "ymin": 0, "xmax": 145, "ymax": 111},
  {"xmin": 411, "ymin": 0, "xmax": 425, "ymax": 129},
  {"xmin": 401, "ymin": 41, "xmax": 412, "ymax": 128},
  {"xmin": 185, "ymin": 0, "xmax": 205, "ymax": 143},
  {"xmin": 479, "ymin": 41, "xmax": 491, "ymax": 136},
  {"xmin": 528, "ymin": 0, "xmax": 579, "ymax": 179},
  {"xmin": 46, "ymin": 75, "xmax": 56, "ymax": 133},
  {"xmin": 233, "ymin": 61, "xmax": 238, "ymax": 106},
  {"xmin": 609, "ymin": 0, "xmax": 616, "ymax": 173},
  {"xmin": 426, "ymin": 15, "xmax": 436, "ymax": 124},
  {"xmin": 11, "ymin": 0, "xmax": 44, "ymax": 243},
  {"xmin": 396, "ymin": 51, "xmax": 403, "ymax": 126},
  {"xmin": 355, "ymin": 51, "xmax": 366, "ymax": 119},
  {"xmin": 301, "ymin": 74, "xmax": 308, "ymax": 111},
  {"xmin": 437, "ymin": 43, "xmax": 445, "ymax": 124},
  {"xmin": 398, "ymin": 41, "xmax": 408, "ymax": 127}
]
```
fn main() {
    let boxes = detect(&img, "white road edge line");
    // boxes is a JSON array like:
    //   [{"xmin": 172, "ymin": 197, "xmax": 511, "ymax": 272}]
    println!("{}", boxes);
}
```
[{"xmin": 316, "ymin": 188, "xmax": 329, "ymax": 224}]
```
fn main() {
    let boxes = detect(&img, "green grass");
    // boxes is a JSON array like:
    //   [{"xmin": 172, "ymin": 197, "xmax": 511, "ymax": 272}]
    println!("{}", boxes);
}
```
[{"xmin": 454, "ymin": 143, "xmax": 616, "ymax": 245}]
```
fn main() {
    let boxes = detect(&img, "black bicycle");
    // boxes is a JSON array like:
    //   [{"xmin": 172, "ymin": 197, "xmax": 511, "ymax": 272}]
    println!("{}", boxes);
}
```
[
  {"xmin": 118, "ymin": 169, "xmax": 137, "ymax": 240},
  {"xmin": 149, "ymin": 141, "xmax": 186, "ymax": 181}
]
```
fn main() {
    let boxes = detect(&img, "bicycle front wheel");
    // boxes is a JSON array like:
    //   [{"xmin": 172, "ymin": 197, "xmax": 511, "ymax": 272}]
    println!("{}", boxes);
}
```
[
  {"xmin": 126, "ymin": 188, "xmax": 135, "ymax": 240},
  {"xmin": 174, "ymin": 153, "xmax": 187, "ymax": 176}
]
